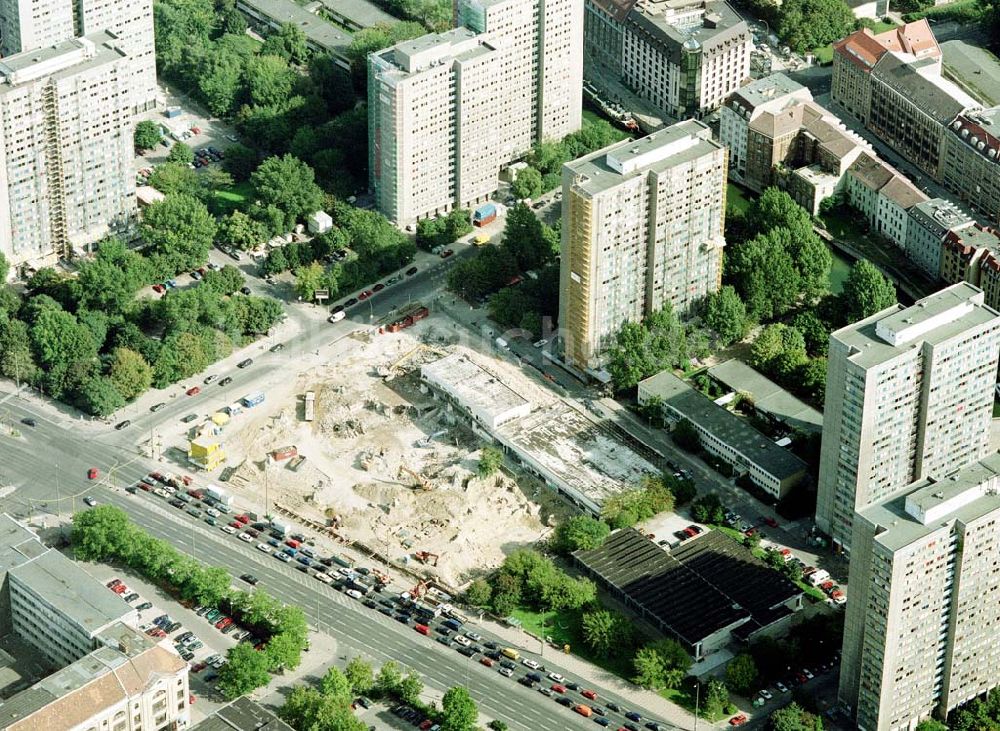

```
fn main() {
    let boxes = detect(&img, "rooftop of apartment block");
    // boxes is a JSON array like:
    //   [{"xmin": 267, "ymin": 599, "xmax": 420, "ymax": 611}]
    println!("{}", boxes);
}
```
[
  {"xmin": 728, "ymin": 73, "xmax": 810, "ymax": 116},
  {"xmin": 848, "ymin": 153, "xmax": 895, "ymax": 192},
  {"xmin": 0, "ymin": 624, "xmax": 184, "ymax": 731},
  {"xmin": 374, "ymin": 27, "xmax": 490, "ymax": 75},
  {"xmin": 833, "ymin": 19, "xmax": 939, "ymax": 71},
  {"xmin": 800, "ymin": 103, "xmax": 867, "ymax": 161},
  {"xmin": 565, "ymin": 119, "xmax": 722, "ymax": 196},
  {"xmin": 858, "ymin": 451, "xmax": 1000, "ymax": 552},
  {"xmin": 0, "ymin": 32, "xmax": 126, "ymax": 88},
  {"xmin": 833, "ymin": 281, "xmax": 1000, "ymax": 368},
  {"xmin": 638, "ymin": 371, "xmax": 808, "ymax": 481},
  {"xmin": 590, "ymin": 0, "xmax": 637, "ymax": 22},
  {"xmin": 626, "ymin": 0, "xmax": 749, "ymax": 57},
  {"xmin": 315, "ymin": 0, "xmax": 397, "ymax": 29},
  {"xmin": 8, "ymin": 550, "xmax": 130, "ymax": 638},
  {"xmin": 941, "ymin": 40, "xmax": 1000, "ymax": 107},
  {"xmin": 948, "ymin": 108, "xmax": 1000, "ymax": 165},
  {"xmin": 943, "ymin": 223, "xmax": 1000, "ymax": 257},
  {"xmin": 708, "ymin": 360, "xmax": 823, "ymax": 434},
  {"xmin": 880, "ymin": 175, "xmax": 926, "ymax": 210},
  {"xmin": 236, "ymin": 0, "xmax": 352, "ymax": 56},
  {"xmin": 872, "ymin": 52, "xmax": 979, "ymax": 124},
  {"xmin": 192, "ymin": 697, "xmax": 294, "ymax": 731},
  {"xmin": 909, "ymin": 197, "xmax": 974, "ymax": 235}
]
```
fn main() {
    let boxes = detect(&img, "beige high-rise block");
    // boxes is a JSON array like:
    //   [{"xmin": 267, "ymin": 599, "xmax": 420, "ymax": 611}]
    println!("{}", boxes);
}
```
[
  {"xmin": 816, "ymin": 282, "xmax": 1000, "ymax": 552},
  {"xmin": 0, "ymin": 33, "xmax": 136, "ymax": 267},
  {"xmin": 559, "ymin": 120, "xmax": 727, "ymax": 370},
  {"xmin": 369, "ymin": 0, "xmax": 583, "ymax": 226},
  {"xmin": 839, "ymin": 452, "xmax": 1000, "ymax": 731}
]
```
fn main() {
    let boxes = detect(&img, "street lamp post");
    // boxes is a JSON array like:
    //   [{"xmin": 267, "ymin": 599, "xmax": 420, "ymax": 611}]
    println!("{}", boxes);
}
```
[{"xmin": 693, "ymin": 681, "xmax": 700, "ymax": 731}]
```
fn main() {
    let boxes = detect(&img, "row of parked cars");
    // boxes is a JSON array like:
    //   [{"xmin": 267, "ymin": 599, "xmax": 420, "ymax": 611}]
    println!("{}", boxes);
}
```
[{"xmin": 327, "ymin": 266, "xmax": 420, "ymax": 322}]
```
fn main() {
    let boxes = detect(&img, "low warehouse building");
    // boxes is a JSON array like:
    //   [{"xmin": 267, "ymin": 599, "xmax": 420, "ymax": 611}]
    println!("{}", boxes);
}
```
[
  {"xmin": 574, "ymin": 528, "xmax": 802, "ymax": 660},
  {"xmin": 638, "ymin": 370, "xmax": 807, "ymax": 500}
]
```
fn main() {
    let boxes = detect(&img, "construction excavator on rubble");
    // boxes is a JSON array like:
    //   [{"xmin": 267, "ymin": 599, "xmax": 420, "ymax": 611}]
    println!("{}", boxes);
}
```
[
  {"xmin": 398, "ymin": 466, "xmax": 432, "ymax": 491},
  {"xmin": 414, "ymin": 551, "xmax": 439, "ymax": 566}
]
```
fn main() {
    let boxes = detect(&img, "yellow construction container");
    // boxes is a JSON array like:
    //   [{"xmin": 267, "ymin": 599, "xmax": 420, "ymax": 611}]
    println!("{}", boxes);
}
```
[
  {"xmin": 211, "ymin": 411, "xmax": 230, "ymax": 426},
  {"xmin": 188, "ymin": 437, "xmax": 226, "ymax": 471}
]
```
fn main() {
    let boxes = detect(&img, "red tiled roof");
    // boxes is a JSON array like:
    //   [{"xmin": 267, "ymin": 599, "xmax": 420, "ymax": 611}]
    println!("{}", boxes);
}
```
[{"xmin": 834, "ymin": 20, "xmax": 939, "ymax": 72}]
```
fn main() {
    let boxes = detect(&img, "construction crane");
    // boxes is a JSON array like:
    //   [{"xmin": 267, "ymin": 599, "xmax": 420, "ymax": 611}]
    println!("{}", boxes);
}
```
[
  {"xmin": 398, "ymin": 466, "xmax": 432, "ymax": 492},
  {"xmin": 409, "ymin": 580, "xmax": 429, "ymax": 599},
  {"xmin": 414, "ymin": 551, "xmax": 439, "ymax": 566}
]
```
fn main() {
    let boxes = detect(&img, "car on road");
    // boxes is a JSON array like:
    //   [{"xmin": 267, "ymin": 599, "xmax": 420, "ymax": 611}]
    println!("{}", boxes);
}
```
[
  {"xmin": 219, "ymin": 377, "xmax": 232, "ymax": 386},
  {"xmin": 729, "ymin": 715, "xmax": 747, "ymax": 726},
  {"xmin": 270, "ymin": 343, "xmax": 284, "ymax": 352},
  {"xmin": 538, "ymin": 688, "xmax": 553, "ymax": 697},
  {"xmin": 499, "ymin": 667, "xmax": 513, "ymax": 677},
  {"xmin": 357, "ymin": 290, "xmax": 373, "ymax": 301},
  {"xmin": 181, "ymin": 413, "xmax": 198, "ymax": 423},
  {"xmin": 151, "ymin": 402, "xmax": 166, "ymax": 412},
  {"xmin": 406, "ymin": 267, "xmax": 418, "ymax": 276},
  {"xmin": 190, "ymin": 271, "xmax": 202, "ymax": 280},
  {"xmin": 582, "ymin": 690, "xmax": 597, "ymax": 700},
  {"xmin": 764, "ymin": 516, "xmax": 778, "ymax": 527},
  {"xmin": 221, "ymin": 525, "xmax": 237, "ymax": 535},
  {"xmin": 115, "ymin": 420, "xmax": 131, "ymax": 430},
  {"xmin": 343, "ymin": 298, "xmax": 358, "ymax": 307},
  {"xmin": 136, "ymin": 601, "xmax": 152, "ymax": 611},
  {"xmin": 440, "ymin": 248, "xmax": 454, "ymax": 258},
  {"xmin": 84, "ymin": 496, "xmax": 97, "ymax": 506},
  {"xmin": 453, "ymin": 635, "xmax": 471, "ymax": 647},
  {"xmin": 20, "ymin": 418, "xmax": 36, "ymax": 427},
  {"xmin": 328, "ymin": 311, "xmax": 346, "ymax": 323},
  {"xmin": 372, "ymin": 283, "xmax": 385, "ymax": 292},
  {"xmin": 551, "ymin": 684, "xmax": 566, "ymax": 694},
  {"xmin": 239, "ymin": 286, "xmax": 251, "ymax": 295},
  {"xmin": 548, "ymin": 672, "xmax": 564, "ymax": 682},
  {"xmin": 479, "ymin": 657, "xmax": 494, "ymax": 667},
  {"xmin": 87, "ymin": 468, "xmax": 99, "ymax": 480},
  {"xmin": 256, "ymin": 543, "xmax": 271, "ymax": 553},
  {"xmin": 759, "ymin": 689, "xmax": 773, "ymax": 700},
  {"xmin": 346, "ymin": 589, "xmax": 364, "ymax": 600},
  {"xmin": 775, "ymin": 681, "xmax": 788, "ymax": 693},
  {"xmin": 237, "ymin": 359, "xmax": 252, "ymax": 369},
  {"xmin": 625, "ymin": 712, "xmax": 642, "ymax": 722},
  {"xmin": 204, "ymin": 374, "xmax": 219, "ymax": 384},
  {"xmin": 594, "ymin": 718, "xmax": 610, "ymax": 727},
  {"xmin": 522, "ymin": 659, "xmax": 540, "ymax": 670},
  {"xmin": 274, "ymin": 552, "xmax": 291, "ymax": 563},
  {"xmin": 237, "ymin": 532, "xmax": 253, "ymax": 543},
  {"xmin": 186, "ymin": 386, "xmax": 201, "ymax": 396}
]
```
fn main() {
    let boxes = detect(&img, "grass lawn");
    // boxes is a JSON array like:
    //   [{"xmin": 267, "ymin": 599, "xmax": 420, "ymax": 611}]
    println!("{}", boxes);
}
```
[
  {"xmin": 726, "ymin": 182, "xmax": 753, "ymax": 215},
  {"xmin": 507, "ymin": 606, "xmax": 634, "ymax": 679},
  {"xmin": 660, "ymin": 686, "xmax": 729, "ymax": 722},
  {"xmin": 210, "ymin": 181, "xmax": 253, "ymax": 216},
  {"xmin": 582, "ymin": 107, "xmax": 605, "ymax": 127}
]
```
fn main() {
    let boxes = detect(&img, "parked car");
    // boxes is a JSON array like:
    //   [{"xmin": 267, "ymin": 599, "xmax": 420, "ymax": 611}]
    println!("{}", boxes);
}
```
[
  {"xmin": 115, "ymin": 420, "xmax": 131, "ymax": 430},
  {"xmin": 186, "ymin": 386, "xmax": 201, "ymax": 396},
  {"xmin": 237, "ymin": 359, "xmax": 253, "ymax": 369}
]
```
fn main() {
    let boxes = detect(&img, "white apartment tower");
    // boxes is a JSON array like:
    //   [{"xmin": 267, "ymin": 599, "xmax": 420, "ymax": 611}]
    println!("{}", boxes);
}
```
[
  {"xmin": 559, "ymin": 120, "xmax": 727, "ymax": 370},
  {"xmin": 816, "ymin": 283, "xmax": 1000, "ymax": 552},
  {"xmin": 840, "ymin": 452, "xmax": 1000, "ymax": 731},
  {"xmin": 0, "ymin": 0, "xmax": 157, "ymax": 113},
  {"xmin": 369, "ymin": 0, "xmax": 583, "ymax": 226},
  {"xmin": 0, "ymin": 32, "xmax": 137, "ymax": 266}
]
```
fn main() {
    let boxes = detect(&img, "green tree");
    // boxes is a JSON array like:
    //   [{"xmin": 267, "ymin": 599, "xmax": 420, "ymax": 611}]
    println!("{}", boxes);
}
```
[
  {"xmin": 148, "ymin": 161, "xmax": 201, "ymax": 197},
  {"xmin": 702, "ymin": 678, "xmax": 730, "ymax": 719},
  {"xmin": 502, "ymin": 203, "xmax": 551, "ymax": 271},
  {"xmin": 775, "ymin": 0, "xmax": 855, "ymax": 52},
  {"xmin": 142, "ymin": 194, "xmax": 217, "ymax": 274},
  {"xmin": 244, "ymin": 54, "xmax": 296, "ymax": 107},
  {"xmin": 201, "ymin": 265, "xmax": 245, "ymax": 296},
  {"xmin": 196, "ymin": 48, "xmax": 245, "ymax": 117},
  {"xmin": 344, "ymin": 656, "xmax": 374, "ymax": 694},
  {"xmin": 397, "ymin": 671, "xmax": 423, "ymax": 705},
  {"xmin": 691, "ymin": 493, "xmax": 725, "ymax": 524},
  {"xmin": 167, "ymin": 141, "xmax": 195, "ymax": 165},
  {"xmin": 0, "ymin": 252, "xmax": 8, "ymax": 283},
  {"xmin": 632, "ymin": 640, "xmax": 690, "ymax": 690},
  {"xmin": 217, "ymin": 642, "xmax": 272, "ymax": 699},
  {"xmin": 581, "ymin": 609, "xmax": 635, "ymax": 658},
  {"xmin": 441, "ymin": 686, "xmax": 478, "ymax": 731},
  {"xmin": 294, "ymin": 261, "xmax": 325, "ymax": 301},
  {"xmin": 792, "ymin": 309, "xmax": 830, "ymax": 356},
  {"xmin": 320, "ymin": 666, "xmax": 353, "ymax": 703},
  {"xmin": 251, "ymin": 154, "xmax": 324, "ymax": 230},
  {"xmin": 791, "ymin": 232, "xmax": 832, "ymax": 300},
  {"xmin": 725, "ymin": 653, "xmax": 759, "ymax": 695},
  {"xmin": 841, "ymin": 259, "xmax": 895, "ymax": 323},
  {"xmin": 108, "ymin": 347, "xmax": 153, "ymax": 400},
  {"xmin": 704, "ymin": 285, "xmax": 749, "ymax": 345},
  {"xmin": 672, "ymin": 418, "xmax": 701, "ymax": 452},
  {"xmin": 915, "ymin": 722, "xmax": 948, "ymax": 731},
  {"xmin": 488, "ymin": 722, "xmax": 509, "ymax": 731},
  {"xmin": 727, "ymin": 231, "xmax": 801, "ymax": 321},
  {"xmin": 134, "ymin": 120, "xmax": 161, "ymax": 151},
  {"xmin": 478, "ymin": 446, "xmax": 503, "ymax": 477},
  {"xmin": 798, "ymin": 357, "xmax": 828, "ymax": 403},
  {"xmin": 553, "ymin": 515, "xmax": 611, "ymax": 553},
  {"xmin": 217, "ymin": 210, "xmax": 266, "ymax": 251},
  {"xmin": 261, "ymin": 22, "xmax": 310, "ymax": 65},
  {"xmin": 465, "ymin": 578, "xmax": 493, "ymax": 607},
  {"xmin": 769, "ymin": 701, "xmax": 825, "ymax": 731},
  {"xmin": 0, "ymin": 317, "xmax": 40, "ymax": 386},
  {"xmin": 71, "ymin": 504, "xmax": 136, "ymax": 560},
  {"xmin": 375, "ymin": 660, "xmax": 403, "ymax": 696},
  {"xmin": 511, "ymin": 166, "xmax": 543, "ymax": 200},
  {"xmin": 224, "ymin": 143, "xmax": 258, "ymax": 181}
]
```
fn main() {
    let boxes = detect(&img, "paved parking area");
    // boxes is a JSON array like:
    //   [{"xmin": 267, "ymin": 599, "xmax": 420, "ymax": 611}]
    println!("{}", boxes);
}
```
[{"xmin": 90, "ymin": 566, "xmax": 241, "ymax": 724}]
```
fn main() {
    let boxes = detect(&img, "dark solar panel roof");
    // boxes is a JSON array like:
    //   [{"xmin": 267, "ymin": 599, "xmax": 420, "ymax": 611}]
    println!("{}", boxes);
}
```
[{"xmin": 575, "ymin": 529, "xmax": 800, "ymax": 646}]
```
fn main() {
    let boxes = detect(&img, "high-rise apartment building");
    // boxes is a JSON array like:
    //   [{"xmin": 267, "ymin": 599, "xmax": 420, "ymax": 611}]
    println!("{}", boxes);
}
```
[
  {"xmin": 369, "ymin": 0, "xmax": 583, "ymax": 226},
  {"xmin": 816, "ymin": 282, "xmax": 1000, "ymax": 551},
  {"xmin": 0, "ymin": 32, "xmax": 137, "ymax": 267},
  {"xmin": 559, "ymin": 120, "xmax": 726, "ymax": 370},
  {"xmin": 0, "ymin": 0, "xmax": 157, "ymax": 113},
  {"xmin": 839, "ymin": 452, "xmax": 1000, "ymax": 731}
]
